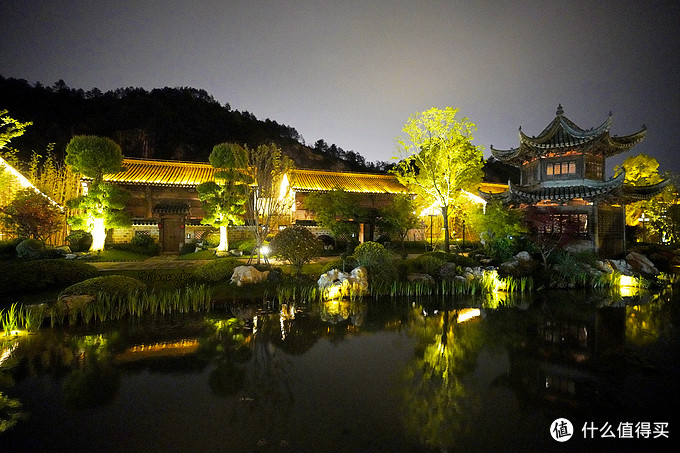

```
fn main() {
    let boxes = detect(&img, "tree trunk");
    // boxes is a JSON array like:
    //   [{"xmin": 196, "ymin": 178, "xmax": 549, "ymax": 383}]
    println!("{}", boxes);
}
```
[
  {"xmin": 217, "ymin": 225, "xmax": 229, "ymax": 252},
  {"xmin": 441, "ymin": 205, "xmax": 450, "ymax": 253}
]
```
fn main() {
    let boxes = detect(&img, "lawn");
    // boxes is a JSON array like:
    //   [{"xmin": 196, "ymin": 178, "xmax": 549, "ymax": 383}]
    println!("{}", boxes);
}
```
[{"xmin": 81, "ymin": 249, "xmax": 152, "ymax": 262}]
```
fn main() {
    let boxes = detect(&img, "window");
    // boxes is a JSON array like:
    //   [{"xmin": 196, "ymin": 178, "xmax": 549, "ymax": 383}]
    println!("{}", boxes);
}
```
[
  {"xmin": 537, "ymin": 213, "xmax": 588, "ymax": 236},
  {"xmin": 546, "ymin": 161, "xmax": 577, "ymax": 177}
]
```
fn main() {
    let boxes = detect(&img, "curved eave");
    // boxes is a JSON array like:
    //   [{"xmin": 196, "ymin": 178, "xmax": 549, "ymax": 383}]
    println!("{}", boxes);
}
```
[
  {"xmin": 622, "ymin": 178, "xmax": 671, "ymax": 201},
  {"xmin": 489, "ymin": 145, "xmax": 522, "ymax": 165},
  {"xmin": 506, "ymin": 172, "xmax": 625, "ymax": 203},
  {"xmin": 603, "ymin": 128, "xmax": 647, "ymax": 157},
  {"xmin": 519, "ymin": 115, "xmax": 612, "ymax": 150}
]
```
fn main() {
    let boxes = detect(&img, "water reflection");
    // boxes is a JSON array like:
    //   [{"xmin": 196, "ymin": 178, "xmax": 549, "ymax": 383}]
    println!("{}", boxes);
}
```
[{"xmin": 0, "ymin": 289, "xmax": 678, "ymax": 451}]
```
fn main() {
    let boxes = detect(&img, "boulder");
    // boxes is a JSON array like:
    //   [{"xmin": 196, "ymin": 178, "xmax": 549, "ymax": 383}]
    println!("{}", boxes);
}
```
[
  {"xmin": 608, "ymin": 259, "xmax": 634, "ymax": 276},
  {"xmin": 499, "ymin": 251, "xmax": 536, "ymax": 277},
  {"xmin": 317, "ymin": 266, "xmax": 369, "ymax": 299},
  {"xmin": 230, "ymin": 265, "xmax": 270, "ymax": 286},
  {"xmin": 440, "ymin": 262, "xmax": 458, "ymax": 280},
  {"xmin": 625, "ymin": 251, "xmax": 659, "ymax": 276},
  {"xmin": 53, "ymin": 245, "xmax": 72, "ymax": 256},
  {"xmin": 55, "ymin": 294, "xmax": 96, "ymax": 313}
]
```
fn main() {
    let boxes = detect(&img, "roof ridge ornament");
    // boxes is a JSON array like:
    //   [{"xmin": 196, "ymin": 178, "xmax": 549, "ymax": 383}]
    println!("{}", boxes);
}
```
[{"xmin": 556, "ymin": 104, "xmax": 564, "ymax": 116}]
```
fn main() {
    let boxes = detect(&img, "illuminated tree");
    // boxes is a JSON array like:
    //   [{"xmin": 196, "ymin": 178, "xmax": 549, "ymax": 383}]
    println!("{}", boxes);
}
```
[
  {"xmin": 0, "ymin": 109, "xmax": 31, "ymax": 150},
  {"xmin": 392, "ymin": 107, "xmax": 484, "ymax": 252},
  {"xmin": 615, "ymin": 154, "xmax": 676, "ymax": 242},
  {"xmin": 197, "ymin": 142, "xmax": 252, "ymax": 253},
  {"xmin": 1, "ymin": 188, "xmax": 63, "ymax": 240},
  {"xmin": 247, "ymin": 143, "xmax": 294, "ymax": 263},
  {"xmin": 467, "ymin": 200, "xmax": 526, "ymax": 262},
  {"xmin": 377, "ymin": 193, "xmax": 419, "ymax": 255},
  {"xmin": 65, "ymin": 135, "xmax": 130, "ymax": 251},
  {"xmin": 304, "ymin": 188, "xmax": 364, "ymax": 251}
]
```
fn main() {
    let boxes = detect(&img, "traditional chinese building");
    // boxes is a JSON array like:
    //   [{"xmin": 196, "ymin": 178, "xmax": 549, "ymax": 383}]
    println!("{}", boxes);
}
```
[
  {"xmin": 101, "ymin": 157, "xmax": 508, "ymax": 252},
  {"xmin": 101, "ymin": 158, "xmax": 416, "ymax": 252},
  {"xmin": 483, "ymin": 105, "xmax": 668, "ymax": 257}
]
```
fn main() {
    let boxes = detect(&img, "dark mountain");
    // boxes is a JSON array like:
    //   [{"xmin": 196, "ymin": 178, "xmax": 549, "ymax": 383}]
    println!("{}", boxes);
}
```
[{"xmin": 0, "ymin": 76, "xmax": 391, "ymax": 172}]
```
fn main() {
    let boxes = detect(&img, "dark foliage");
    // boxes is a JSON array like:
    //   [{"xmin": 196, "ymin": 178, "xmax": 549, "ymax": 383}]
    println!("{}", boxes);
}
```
[
  {"xmin": 0, "ymin": 76, "xmax": 386, "ymax": 172},
  {"xmin": 0, "ymin": 259, "xmax": 99, "ymax": 294}
]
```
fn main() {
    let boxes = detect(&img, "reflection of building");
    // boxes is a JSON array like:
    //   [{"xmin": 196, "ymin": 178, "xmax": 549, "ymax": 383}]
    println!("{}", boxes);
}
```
[
  {"xmin": 100, "ymin": 157, "xmax": 508, "ymax": 252},
  {"xmin": 509, "ymin": 301, "xmax": 625, "ymax": 409},
  {"xmin": 482, "ymin": 105, "xmax": 669, "ymax": 256}
]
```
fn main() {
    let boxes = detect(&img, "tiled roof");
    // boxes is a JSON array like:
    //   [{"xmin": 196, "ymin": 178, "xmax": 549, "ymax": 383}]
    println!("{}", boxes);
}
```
[
  {"xmin": 287, "ymin": 169, "xmax": 408, "ymax": 194},
  {"xmin": 490, "ymin": 106, "xmax": 646, "ymax": 165},
  {"xmin": 104, "ymin": 158, "xmax": 216, "ymax": 187}
]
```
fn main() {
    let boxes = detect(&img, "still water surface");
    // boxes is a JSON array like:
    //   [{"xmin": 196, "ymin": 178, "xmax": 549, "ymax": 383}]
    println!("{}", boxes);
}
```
[{"xmin": 1, "ymin": 289, "xmax": 679, "ymax": 452}]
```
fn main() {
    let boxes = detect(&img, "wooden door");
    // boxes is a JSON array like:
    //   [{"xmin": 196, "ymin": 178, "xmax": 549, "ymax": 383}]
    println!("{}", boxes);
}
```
[{"xmin": 161, "ymin": 218, "xmax": 183, "ymax": 253}]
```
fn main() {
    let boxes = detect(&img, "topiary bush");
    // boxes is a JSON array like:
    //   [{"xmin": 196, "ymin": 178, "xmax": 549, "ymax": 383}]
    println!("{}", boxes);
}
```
[
  {"xmin": 113, "ymin": 234, "xmax": 160, "ymax": 256},
  {"xmin": 60, "ymin": 275, "xmax": 146, "ymax": 297},
  {"xmin": 16, "ymin": 238, "xmax": 46, "ymax": 260},
  {"xmin": 321, "ymin": 256, "xmax": 359, "ymax": 274},
  {"xmin": 0, "ymin": 238, "xmax": 23, "ymax": 258},
  {"xmin": 0, "ymin": 259, "xmax": 99, "ymax": 294},
  {"xmin": 180, "ymin": 239, "xmax": 198, "ymax": 255},
  {"xmin": 270, "ymin": 226, "xmax": 322, "ymax": 275},
  {"xmin": 353, "ymin": 241, "xmax": 398, "ymax": 285},
  {"xmin": 193, "ymin": 257, "xmax": 242, "ymax": 282},
  {"xmin": 413, "ymin": 254, "xmax": 446, "ymax": 277},
  {"xmin": 66, "ymin": 230, "xmax": 93, "ymax": 252}
]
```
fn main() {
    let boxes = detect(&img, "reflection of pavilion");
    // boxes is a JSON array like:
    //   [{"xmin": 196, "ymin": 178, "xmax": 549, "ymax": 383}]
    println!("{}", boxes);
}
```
[{"xmin": 509, "ymin": 301, "xmax": 625, "ymax": 409}]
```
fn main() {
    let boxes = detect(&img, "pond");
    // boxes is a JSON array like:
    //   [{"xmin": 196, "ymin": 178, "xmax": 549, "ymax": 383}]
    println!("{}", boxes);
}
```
[{"xmin": 1, "ymin": 289, "xmax": 679, "ymax": 452}]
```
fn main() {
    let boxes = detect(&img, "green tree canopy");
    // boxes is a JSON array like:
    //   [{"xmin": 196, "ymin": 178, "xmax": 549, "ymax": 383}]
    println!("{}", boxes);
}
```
[
  {"xmin": 65, "ymin": 135, "xmax": 130, "ymax": 251},
  {"xmin": 304, "ymin": 188, "xmax": 364, "ymax": 251},
  {"xmin": 392, "ymin": 107, "xmax": 484, "ymax": 252},
  {"xmin": 65, "ymin": 135, "xmax": 125, "ymax": 185},
  {"xmin": 197, "ymin": 142, "xmax": 253, "ymax": 252}
]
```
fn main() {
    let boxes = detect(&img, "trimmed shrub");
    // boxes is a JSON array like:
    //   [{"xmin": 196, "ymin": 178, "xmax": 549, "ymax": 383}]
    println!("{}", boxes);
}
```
[
  {"xmin": 66, "ymin": 230, "xmax": 93, "ymax": 252},
  {"xmin": 60, "ymin": 275, "xmax": 146, "ymax": 297},
  {"xmin": 120, "ymin": 234, "xmax": 161, "ymax": 256},
  {"xmin": 321, "ymin": 256, "xmax": 359, "ymax": 274},
  {"xmin": 413, "ymin": 254, "xmax": 446, "ymax": 277},
  {"xmin": 180, "ymin": 239, "xmax": 198, "ymax": 255},
  {"xmin": 194, "ymin": 257, "xmax": 242, "ymax": 282},
  {"xmin": 237, "ymin": 239, "xmax": 257, "ymax": 254},
  {"xmin": 0, "ymin": 259, "xmax": 100, "ymax": 294},
  {"xmin": 353, "ymin": 241, "xmax": 398, "ymax": 285},
  {"xmin": 0, "ymin": 238, "xmax": 23, "ymax": 258},
  {"xmin": 16, "ymin": 238, "xmax": 46, "ymax": 260},
  {"xmin": 270, "ymin": 226, "xmax": 322, "ymax": 275}
]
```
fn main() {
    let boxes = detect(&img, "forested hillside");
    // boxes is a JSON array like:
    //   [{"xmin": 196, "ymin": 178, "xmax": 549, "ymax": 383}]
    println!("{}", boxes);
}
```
[{"xmin": 0, "ymin": 76, "xmax": 391, "ymax": 171}]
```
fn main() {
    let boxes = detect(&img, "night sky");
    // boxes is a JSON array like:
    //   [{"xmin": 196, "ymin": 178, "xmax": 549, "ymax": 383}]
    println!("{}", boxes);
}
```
[{"xmin": 1, "ymin": 0, "xmax": 679, "ymax": 174}]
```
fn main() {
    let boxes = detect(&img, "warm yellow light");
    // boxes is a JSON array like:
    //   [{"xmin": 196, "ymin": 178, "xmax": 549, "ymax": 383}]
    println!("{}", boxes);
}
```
[
  {"xmin": 457, "ymin": 308, "xmax": 481, "ymax": 323},
  {"xmin": 260, "ymin": 246, "xmax": 270, "ymax": 255},
  {"xmin": 325, "ymin": 285, "xmax": 343, "ymax": 300},
  {"xmin": 90, "ymin": 217, "xmax": 107, "ymax": 252},
  {"xmin": 619, "ymin": 275, "xmax": 637, "ymax": 287}
]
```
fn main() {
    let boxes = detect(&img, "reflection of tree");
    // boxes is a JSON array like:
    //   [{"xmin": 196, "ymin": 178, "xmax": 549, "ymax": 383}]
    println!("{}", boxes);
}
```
[
  {"xmin": 198, "ymin": 318, "xmax": 251, "ymax": 397},
  {"xmin": 626, "ymin": 295, "xmax": 671, "ymax": 346},
  {"xmin": 401, "ymin": 308, "xmax": 485, "ymax": 450},
  {"xmin": 62, "ymin": 335, "xmax": 121, "ymax": 409}
]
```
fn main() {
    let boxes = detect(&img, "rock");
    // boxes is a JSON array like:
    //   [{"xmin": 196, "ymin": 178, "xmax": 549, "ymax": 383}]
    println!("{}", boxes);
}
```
[
  {"xmin": 440, "ymin": 262, "xmax": 458, "ymax": 280},
  {"xmin": 230, "ymin": 265, "xmax": 270, "ymax": 286},
  {"xmin": 595, "ymin": 260, "xmax": 614, "ymax": 273},
  {"xmin": 499, "ymin": 251, "xmax": 536, "ymax": 277},
  {"xmin": 56, "ymin": 294, "xmax": 96, "ymax": 312},
  {"xmin": 608, "ymin": 259, "xmax": 634, "ymax": 276},
  {"xmin": 407, "ymin": 273, "xmax": 435, "ymax": 284},
  {"xmin": 229, "ymin": 249, "xmax": 243, "ymax": 256},
  {"xmin": 625, "ymin": 251, "xmax": 659, "ymax": 276},
  {"xmin": 65, "ymin": 253, "xmax": 78, "ymax": 260},
  {"xmin": 53, "ymin": 245, "xmax": 72, "ymax": 256},
  {"xmin": 317, "ymin": 266, "xmax": 369, "ymax": 299}
]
